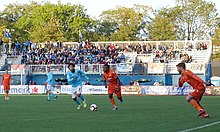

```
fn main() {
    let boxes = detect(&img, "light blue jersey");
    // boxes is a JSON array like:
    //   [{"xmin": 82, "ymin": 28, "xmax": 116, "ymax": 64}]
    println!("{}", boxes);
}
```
[
  {"xmin": 67, "ymin": 69, "xmax": 89, "ymax": 87},
  {"xmin": 46, "ymin": 71, "xmax": 54, "ymax": 85}
]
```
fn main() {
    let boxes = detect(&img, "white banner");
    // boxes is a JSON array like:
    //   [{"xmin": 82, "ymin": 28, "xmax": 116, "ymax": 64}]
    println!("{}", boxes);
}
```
[
  {"xmin": 82, "ymin": 85, "xmax": 107, "ymax": 94},
  {"xmin": 60, "ymin": 85, "xmax": 72, "ymax": 94},
  {"xmin": 0, "ymin": 85, "xmax": 29, "ymax": 94},
  {"xmin": 142, "ymin": 86, "xmax": 194, "ymax": 95},
  {"xmin": 29, "ymin": 85, "xmax": 45, "ymax": 94}
]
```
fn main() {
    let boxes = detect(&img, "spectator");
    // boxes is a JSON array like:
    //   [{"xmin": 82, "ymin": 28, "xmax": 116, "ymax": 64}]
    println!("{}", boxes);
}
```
[
  {"xmin": 206, "ymin": 80, "xmax": 215, "ymax": 86},
  {"xmin": 130, "ymin": 80, "xmax": 134, "ymax": 85},
  {"xmin": 85, "ymin": 81, "xmax": 91, "ymax": 85}
]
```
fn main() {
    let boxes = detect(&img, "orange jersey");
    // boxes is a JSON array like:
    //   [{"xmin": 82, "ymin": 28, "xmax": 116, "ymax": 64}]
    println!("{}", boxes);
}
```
[
  {"xmin": 2, "ymin": 74, "xmax": 12, "ymax": 85},
  {"xmin": 103, "ymin": 69, "xmax": 118, "ymax": 87},
  {"xmin": 179, "ymin": 70, "xmax": 205, "ymax": 90}
]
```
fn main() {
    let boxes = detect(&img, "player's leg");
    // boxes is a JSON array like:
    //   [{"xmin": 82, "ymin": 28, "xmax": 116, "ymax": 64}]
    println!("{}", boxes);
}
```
[
  {"xmin": 76, "ymin": 86, "xmax": 87, "ymax": 107},
  {"xmin": 186, "ymin": 93, "xmax": 206, "ymax": 116},
  {"xmin": 197, "ymin": 96, "xmax": 209, "ymax": 118},
  {"xmin": 47, "ymin": 85, "xmax": 51, "ymax": 101},
  {"xmin": 108, "ymin": 89, "xmax": 117, "ymax": 110},
  {"xmin": 115, "ymin": 87, "xmax": 123, "ymax": 103},
  {"xmin": 72, "ymin": 87, "xmax": 81, "ymax": 109},
  {"xmin": 4, "ymin": 85, "xmax": 9, "ymax": 100},
  {"xmin": 50, "ymin": 85, "xmax": 57, "ymax": 100}
]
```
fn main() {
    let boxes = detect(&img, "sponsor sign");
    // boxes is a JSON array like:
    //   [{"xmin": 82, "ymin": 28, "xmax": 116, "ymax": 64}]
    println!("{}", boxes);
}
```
[{"xmin": 0, "ymin": 85, "xmax": 29, "ymax": 94}]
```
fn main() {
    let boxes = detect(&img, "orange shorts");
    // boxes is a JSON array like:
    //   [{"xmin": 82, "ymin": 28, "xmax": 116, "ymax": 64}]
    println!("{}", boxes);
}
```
[
  {"xmin": 108, "ymin": 86, "xmax": 121, "ymax": 97},
  {"xmin": 189, "ymin": 88, "xmax": 205, "ymax": 102},
  {"xmin": 4, "ymin": 85, "xmax": 10, "ymax": 90}
]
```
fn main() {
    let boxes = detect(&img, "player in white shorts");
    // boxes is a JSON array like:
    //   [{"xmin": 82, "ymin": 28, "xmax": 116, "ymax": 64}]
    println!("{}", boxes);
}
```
[
  {"xmin": 44, "ymin": 67, "xmax": 57, "ymax": 101},
  {"xmin": 67, "ymin": 63, "xmax": 89, "ymax": 110}
]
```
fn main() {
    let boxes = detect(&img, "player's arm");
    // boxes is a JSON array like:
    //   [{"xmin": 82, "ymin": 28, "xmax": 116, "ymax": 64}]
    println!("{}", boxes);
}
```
[
  {"xmin": 103, "ymin": 75, "xmax": 107, "ymax": 88},
  {"xmin": 1, "ymin": 75, "xmax": 4, "ymax": 85},
  {"xmin": 113, "ymin": 72, "xmax": 120, "ymax": 91},
  {"xmin": 178, "ymin": 77, "xmax": 184, "ymax": 87},
  {"xmin": 45, "ymin": 73, "xmax": 52, "ymax": 84},
  {"xmin": 78, "ymin": 70, "xmax": 89, "ymax": 80},
  {"xmin": 186, "ymin": 71, "xmax": 206, "ymax": 84},
  {"xmin": 9, "ymin": 75, "xmax": 12, "ymax": 83},
  {"xmin": 67, "ymin": 72, "xmax": 73, "ymax": 83}
]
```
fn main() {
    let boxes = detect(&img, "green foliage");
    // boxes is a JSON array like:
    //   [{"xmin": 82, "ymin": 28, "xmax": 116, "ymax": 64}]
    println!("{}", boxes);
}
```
[
  {"xmin": 0, "ymin": 1, "xmax": 218, "ymax": 42},
  {"xmin": 100, "ymin": 5, "xmax": 152, "ymax": 41},
  {"xmin": 173, "ymin": 0, "xmax": 218, "ymax": 40},
  {"xmin": 148, "ymin": 8, "xmax": 177, "ymax": 41}
]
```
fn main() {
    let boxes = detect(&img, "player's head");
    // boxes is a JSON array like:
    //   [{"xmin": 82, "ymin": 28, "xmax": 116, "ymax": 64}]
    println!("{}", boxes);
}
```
[
  {"xmin": 68, "ymin": 63, "xmax": 75, "ymax": 72},
  {"xmin": 5, "ymin": 69, "xmax": 8, "ymax": 74},
  {"xmin": 47, "ymin": 67, "xmax": 50, "ymax": 72},
  {"xmin": 103, "ymin": 63, "xmax": 110, "ymax": 73},
  {"xmin": 176, "ymin": 63, "xmax": 186, "ymax": 74}
]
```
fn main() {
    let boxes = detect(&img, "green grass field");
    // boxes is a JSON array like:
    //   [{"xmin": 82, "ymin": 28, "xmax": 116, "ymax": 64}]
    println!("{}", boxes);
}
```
[{"xmin": 0, "ymin": 95, "xmax": 220, "ymax": 132}]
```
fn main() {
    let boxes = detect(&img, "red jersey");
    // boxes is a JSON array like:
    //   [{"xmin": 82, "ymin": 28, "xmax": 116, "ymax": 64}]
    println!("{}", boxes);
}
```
[
  {"xmin": 179, "ymin": 70, "xmax": 205, "ymax": 90},
  {"xmin": 2, "ymin": 74, "xmax": 12, "ymax": 85},
  {"xmin": 103, "ymin": 69, "xmax": 118, "ymax": 87}
]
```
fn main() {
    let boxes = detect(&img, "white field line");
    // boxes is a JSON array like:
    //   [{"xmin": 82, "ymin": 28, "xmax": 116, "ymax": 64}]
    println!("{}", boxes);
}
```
[{"xmin": 179, "ymin": 121, "xmax": 220, "ymax": 132}]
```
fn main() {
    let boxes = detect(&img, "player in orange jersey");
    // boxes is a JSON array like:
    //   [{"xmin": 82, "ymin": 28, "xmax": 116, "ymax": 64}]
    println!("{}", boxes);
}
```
[
  {"xmin": 103, "ymin": 64, "xmax": 123, "ymax": 110},
  {"xmin": 176, "ymin": 63, "xmax": 209, "ymax": 118},
  {"xmin": 1, "ymin": 70, "xmax": 12, "ymax": 100}
]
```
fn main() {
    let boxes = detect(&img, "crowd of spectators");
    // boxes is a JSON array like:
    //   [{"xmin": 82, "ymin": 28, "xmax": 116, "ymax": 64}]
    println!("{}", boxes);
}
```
[{"xmin": 0, "ymin": 38, "xmax": 209, "ymax": 65}]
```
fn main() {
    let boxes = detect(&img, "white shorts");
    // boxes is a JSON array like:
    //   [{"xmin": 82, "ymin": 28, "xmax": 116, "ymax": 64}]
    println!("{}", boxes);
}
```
[
  {"xmin": 47, "ymin": 85, "xmax": 52, "ymax": 91},
  {"xmin": 71, "ymin": 86, "xmax": 82, "ymax": 98}
]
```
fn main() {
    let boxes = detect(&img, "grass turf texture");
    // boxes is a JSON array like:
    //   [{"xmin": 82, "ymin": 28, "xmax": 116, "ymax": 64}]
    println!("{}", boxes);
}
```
[{"xmin": 0, "ymin": 95, "xmax": 220, "ymax": 132}]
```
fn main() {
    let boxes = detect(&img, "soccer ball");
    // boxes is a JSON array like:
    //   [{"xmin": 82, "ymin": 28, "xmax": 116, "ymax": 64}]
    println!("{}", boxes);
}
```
[{"xmin": 90, "ymin": 104, "xmax": 98, "ymax": 111}]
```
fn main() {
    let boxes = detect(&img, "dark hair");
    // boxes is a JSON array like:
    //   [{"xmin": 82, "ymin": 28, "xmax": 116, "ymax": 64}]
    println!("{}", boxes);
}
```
[
  {"xmin": 68, "ymin": 63, "xmax": 75, "ymax": 68},
  {"xmin": 176, "ymin": 63, "xmax": 186, "ymax": 69},
  {"xmin": 103, "ymin": 63, "xmax": 110, "ymax": 68}
]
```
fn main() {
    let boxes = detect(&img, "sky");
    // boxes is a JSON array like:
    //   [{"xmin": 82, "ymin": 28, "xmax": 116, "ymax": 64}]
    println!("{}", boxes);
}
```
[{"xmin": 0, "ymin": 0, "xmax": 219, "ymax": 18}]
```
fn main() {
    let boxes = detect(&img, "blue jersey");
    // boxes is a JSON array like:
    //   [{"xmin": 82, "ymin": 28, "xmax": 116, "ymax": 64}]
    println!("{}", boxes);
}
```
[
  {"xmin": 67, "ymin": 69, "xmax": 89, "ymax": 87},
  {"xmin": 46, "ymin": 71, "xmax": 54, "ymax": 85}
]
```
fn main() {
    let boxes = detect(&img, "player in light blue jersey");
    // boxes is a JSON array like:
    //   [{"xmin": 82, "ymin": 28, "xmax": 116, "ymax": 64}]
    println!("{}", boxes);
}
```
[
  {"xmin": 67, "ymin": 63, "xmax": 89, "ymax": 110},
  {"xmin": 44, "ymin": 67, "xmax": 58, "ymax": 101}
]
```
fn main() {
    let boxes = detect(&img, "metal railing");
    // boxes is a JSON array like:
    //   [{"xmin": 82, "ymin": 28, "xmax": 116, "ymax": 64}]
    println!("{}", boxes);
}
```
[{"xmin": 27, "ymin": 62, "xmax": 207, "ymax": 75}]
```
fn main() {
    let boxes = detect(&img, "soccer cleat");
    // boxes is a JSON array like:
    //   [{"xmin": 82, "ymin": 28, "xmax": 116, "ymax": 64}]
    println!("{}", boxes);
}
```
[
  {"xmin": 113, "ymin": 106, "xmax": 118, "ymax": 111},
  {"xmin": 198, "ymin": 109, "xmax": 206, "ymax": 116},
  {"xmin": 5, "ymin": 97, "xmax": 9, "ymax": 100},
  {"xmin": 200, "ymin": 113, "xmax": 209, "ymax": 118},
  {"xmin": 47, "ymin": 99, "xmax": 50, "ymax": 101},
  {"xmin": 83, "ymin": 100, "xmax": 87, "ymax": 108},
  {"xmin": 54, "ymin": 96, "xmax": 58, "ymax": 101},
  {"xmin": 77, "ymin": 105, "xmax": 82, "ymax": 110}
]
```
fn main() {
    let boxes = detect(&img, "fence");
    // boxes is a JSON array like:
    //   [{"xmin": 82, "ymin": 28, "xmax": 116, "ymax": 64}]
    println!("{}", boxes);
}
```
[{"xmin": 27, "ymin": 62, "xmax": 207, "ymax": 75}]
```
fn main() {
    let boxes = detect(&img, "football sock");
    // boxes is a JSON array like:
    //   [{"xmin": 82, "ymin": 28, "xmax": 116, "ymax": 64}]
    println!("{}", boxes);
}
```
[
  {"xmin": 110, "ymin": 98, "xmax": 116, "ymax": 107},
  {"xmin": 79, "ymin": 95, "xmax": 85, "ymax": 101},
  {"xmin": 47, "ymin": 93, "xmax": 50, "ymax": 100},
  {"xmin": 6, "ymin": 92, "xmax": 8, "ymax": 97},
  {"xmin": 189, "ymin": 99, "xmax": 202, "ymax": 111},
  {"xmin": 117, "ymin": 97, "xmax": 123, "ymax": 102},
  {"xmin": 74, "ymin": 99, "xmax": 80, "ymax": 105},
  {"xmin": 198, "ymin": 102, "xmax": 204, "ymax": 109}
]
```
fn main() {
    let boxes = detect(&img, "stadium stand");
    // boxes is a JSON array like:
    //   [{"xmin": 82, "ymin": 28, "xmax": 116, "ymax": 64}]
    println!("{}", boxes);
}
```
[{"xmin": 0, "ymin": 40, "xmax": 212, "ymax": 86}]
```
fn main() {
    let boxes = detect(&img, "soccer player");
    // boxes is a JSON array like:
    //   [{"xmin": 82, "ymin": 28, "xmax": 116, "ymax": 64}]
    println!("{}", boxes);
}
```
[
  {"xmin": 103, "ymin": 64, "xmax": 123, "ymax": 110},
  {"xmin": 67, "ymin": 63, "xmax": 88, "ymax": 110},
  {"xmin": 1, "ymin": 70, "xmax": 12, "ymax": 100},
  {"xmin": 44, "ymin": 67, "xmax": 57, "ymax": 101},
  {"xmin": 176, "ymin": 63, "xmax": 209, "ymax": 118}
]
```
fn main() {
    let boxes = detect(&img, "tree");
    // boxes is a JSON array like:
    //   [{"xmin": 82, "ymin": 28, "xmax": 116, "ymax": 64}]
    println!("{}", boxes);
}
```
[
  {"xmin": 148, "ymin": 8, "xmax": 177, "ymax": 41},
  {"xmin": 174, "ymin": 0, "xmax": 218, "ymax": 40},
  {"xmin": 13, "ymin": 2, "xmax": 92, "ymax": 42},
  {"xmin": 212, "ymin": 18, "xmax": 220, "ymax": 46},
  {"xmin": 100, "ymin": 5, "xmax": 152, "ymax": 41}
]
